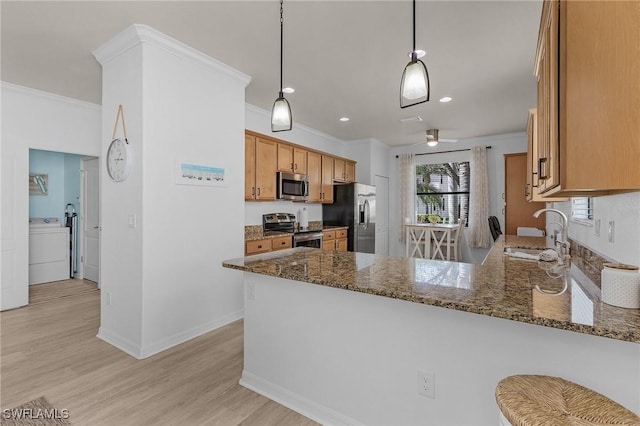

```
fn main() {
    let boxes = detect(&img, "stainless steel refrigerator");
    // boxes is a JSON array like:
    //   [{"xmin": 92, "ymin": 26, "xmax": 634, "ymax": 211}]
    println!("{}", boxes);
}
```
[{"xmin": 322, "ymin": 183, "xmax": 376, "ymax": 253}]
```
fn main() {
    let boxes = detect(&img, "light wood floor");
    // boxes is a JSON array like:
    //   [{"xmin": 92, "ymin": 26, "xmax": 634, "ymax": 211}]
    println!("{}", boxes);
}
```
[{"xmin": 1, "ymin": 280, "xmax": 318, "ymax": 426}]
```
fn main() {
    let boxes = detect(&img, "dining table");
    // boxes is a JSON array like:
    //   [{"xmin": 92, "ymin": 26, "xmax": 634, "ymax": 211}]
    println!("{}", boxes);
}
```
[{"xmin": 405, "ymin": 223, "xmax": 460, "ymax": 260}]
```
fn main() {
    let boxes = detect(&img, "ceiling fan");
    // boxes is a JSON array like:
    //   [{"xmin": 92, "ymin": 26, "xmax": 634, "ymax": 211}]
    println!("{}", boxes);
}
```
[{"xmin": 425, "ymin": 129, "xmax": 458, "ymax": 147}]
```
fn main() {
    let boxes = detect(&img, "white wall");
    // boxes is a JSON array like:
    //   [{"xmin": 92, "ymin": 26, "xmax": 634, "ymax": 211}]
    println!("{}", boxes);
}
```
[
  {"xmin": 552, "ymin": 193, "xmax": 640, "ymax": 265},
  {"xmin": 242, "ymin": 273, "xmax": 640, "ymax": 425},
  {"xmin": 1, "ymin": 83, "xmax": 101, "ymax": 310},
  {"xmin": 343, "ymin": 138, "xmax": 391, "ymax": 186},
  {"xmin": 244, "ymin": 104, "xmax": 348, "ymax": 225},
  {"xmin": 388, "ymin": 132, "xmax": 528, "ymax": 261},
  {"xmin": 94, "ymin": 25, "xmax": 250, "ymax": 358}
]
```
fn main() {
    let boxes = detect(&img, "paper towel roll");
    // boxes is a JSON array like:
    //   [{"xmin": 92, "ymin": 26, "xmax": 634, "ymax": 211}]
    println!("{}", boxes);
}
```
[
  {"xmin": 601, "ymin": 263, "xmax": 640, "ymax": 309},
  {"xmin": 299, "ymin": 207, "xmax": 309, "ymax": 230}
]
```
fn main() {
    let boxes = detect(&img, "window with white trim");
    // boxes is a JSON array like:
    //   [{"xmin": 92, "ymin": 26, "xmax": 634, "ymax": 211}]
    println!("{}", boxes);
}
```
[
  {"xmin": 415, "ymin": 162, "xmax": 470, "ymax": 224},
  {"xmin": 571, "ymin": 197, "xmax": 593, "ymax": 224}
]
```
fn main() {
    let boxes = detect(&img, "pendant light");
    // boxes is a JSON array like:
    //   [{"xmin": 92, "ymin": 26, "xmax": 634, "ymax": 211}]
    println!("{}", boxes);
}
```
[
  {"xmin": 400, "ymin": 0, "xmax": 430, "ymax": 108},
  {"xmin": 271, "ymin": 0, "xmax": 292, "ymax": 132}
]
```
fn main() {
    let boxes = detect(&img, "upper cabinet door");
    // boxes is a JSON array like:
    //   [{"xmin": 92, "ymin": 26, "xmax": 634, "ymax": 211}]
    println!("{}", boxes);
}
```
[
  {"xmin": 321, "ymin": 155, "xmax": 334, "ymax": 203},
  {"xmin": 277, "ymin": 143, "xmax": 307, "ymax": 174},
  {"xmin": 255, "ymin": 138, "xmax": 277, "ymax": 200},
  {"xmin": 245, "ymin": 134, "xmax": 257, "ymax": 200},
  {"xmin": 534, "ymin": 0, "xmax": 640, "ymax": 196},
  {"xmin": 293, "ymin": 148, "xmax": 307, "ymax": 175},
  {"xmin": 333, "ymin": 158, "xmax": 345, "ymax": 181},
  {"xmin": 307, "ymin": 151, "xmax": 322, "ymax": 203}
]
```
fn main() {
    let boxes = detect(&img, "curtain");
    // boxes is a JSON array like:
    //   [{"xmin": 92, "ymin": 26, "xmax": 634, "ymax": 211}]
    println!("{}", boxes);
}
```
[
  {"xmin": 399, "ymin": 153, "xmax": 415, "ymax": 243},
  {"xmin": 467, "ymin": 146, "xmax": 493, "ymax": 248}
]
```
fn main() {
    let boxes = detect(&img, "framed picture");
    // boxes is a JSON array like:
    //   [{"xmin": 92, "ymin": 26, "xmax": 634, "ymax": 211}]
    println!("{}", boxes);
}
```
[
  {"xmin": 175, "ymin": 161, "xmax": 227, "ymax": 187},
  {"xmin": 29, "ymin": 173, "xmax": 48, "ymax": 195}
]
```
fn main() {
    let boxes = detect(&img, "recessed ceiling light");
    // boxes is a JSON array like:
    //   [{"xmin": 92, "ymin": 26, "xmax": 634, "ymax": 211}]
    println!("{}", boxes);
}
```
[
  {"xmin": 339, "ymin": 117, "xmax": 350, "ymax": 122},
  {"xmin": 283, "ymin": 87, "xmax": 295, "ymax": 94},
  {"xmin": 439, "ymin": 96, "xmax": 452, "ymax": 103},
  {"xmin": 408, "ymin": 50, "xmax": 426, "ymax": 59}
]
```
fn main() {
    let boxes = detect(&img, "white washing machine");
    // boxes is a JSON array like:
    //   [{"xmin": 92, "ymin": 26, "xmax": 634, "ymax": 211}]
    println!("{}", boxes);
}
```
[{"xmin": 29, "ymin": 218, "xmax": 70, "ymax": 285}]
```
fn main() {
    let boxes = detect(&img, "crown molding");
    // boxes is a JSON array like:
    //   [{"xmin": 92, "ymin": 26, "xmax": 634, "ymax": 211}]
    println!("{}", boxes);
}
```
[
  {"xmin": 1, "ymin": 81, "xmax": 101, "ymax": 110},
  {"xmin": 93, "ymin": 24, "xmax": 251, "ymax": 87},
  {"xmin": 245, "ymin": 103, "xmax": 346, "ymax": 145}
]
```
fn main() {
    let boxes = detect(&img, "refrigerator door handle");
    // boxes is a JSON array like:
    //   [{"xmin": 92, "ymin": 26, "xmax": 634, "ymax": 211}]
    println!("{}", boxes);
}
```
[
  {"xmin": 366, "ymin": 199, "xmax": 371, "ymax": 228},
  {"xmin": 363, "ymin": 199, "xmax": 370, "ymax": 230}
]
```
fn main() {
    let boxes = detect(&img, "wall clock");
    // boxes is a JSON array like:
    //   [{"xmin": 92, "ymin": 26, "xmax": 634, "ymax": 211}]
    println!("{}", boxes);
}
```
[{"xmin": 106, "ymin": 138, "xmax": 133, "ymax": 182}]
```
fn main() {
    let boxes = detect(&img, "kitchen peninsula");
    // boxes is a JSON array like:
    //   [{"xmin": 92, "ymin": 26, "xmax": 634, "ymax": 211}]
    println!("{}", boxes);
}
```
[{"xmin": 223, "ymin": 236, "xmax": 640, "ymax": 425}]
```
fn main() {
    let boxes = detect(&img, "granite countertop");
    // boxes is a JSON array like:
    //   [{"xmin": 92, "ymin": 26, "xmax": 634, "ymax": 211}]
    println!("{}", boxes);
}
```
[{"xmin": 224, "ymin": 235, "xmax": 640, "ymax": 344}]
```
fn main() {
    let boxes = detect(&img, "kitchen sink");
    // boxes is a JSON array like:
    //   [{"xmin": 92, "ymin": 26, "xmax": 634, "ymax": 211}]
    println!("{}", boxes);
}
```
[{"xmin": 504, "ymin": 246, "xmax": 560, "ymax": 262}]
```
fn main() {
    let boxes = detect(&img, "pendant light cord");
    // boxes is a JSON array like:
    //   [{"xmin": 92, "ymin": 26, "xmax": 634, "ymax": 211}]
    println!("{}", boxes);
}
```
[
  {"xmin": 280, "ymin": 0, "xmax": 284, "ymax": 94},
  {"xmin": 412, "ymin": 0, "xmax": 416, "ymax": 53}
]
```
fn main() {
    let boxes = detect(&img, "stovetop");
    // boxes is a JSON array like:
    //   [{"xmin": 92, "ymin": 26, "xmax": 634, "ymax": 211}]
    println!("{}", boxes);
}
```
[{"xmin": 263, "ymin": 213, "xmax": 322, "ymax": 235}]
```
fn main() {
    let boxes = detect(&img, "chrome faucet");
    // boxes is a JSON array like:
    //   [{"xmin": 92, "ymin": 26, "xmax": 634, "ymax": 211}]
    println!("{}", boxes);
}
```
[{"xmin": 533, "ymin": 208, "xmax": 570, "ymax": 258}]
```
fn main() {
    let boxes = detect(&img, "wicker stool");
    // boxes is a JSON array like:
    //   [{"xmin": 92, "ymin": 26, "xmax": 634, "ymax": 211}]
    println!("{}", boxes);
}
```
[{"xmin": 495, "ymin": 375, "xmax": 640, "ymax": 426}]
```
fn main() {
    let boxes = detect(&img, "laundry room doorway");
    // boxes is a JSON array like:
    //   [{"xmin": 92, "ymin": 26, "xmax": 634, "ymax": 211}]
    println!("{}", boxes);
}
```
[{"xmin": 82, "ymin": 157, "xmax": 100, "ymax": 284}]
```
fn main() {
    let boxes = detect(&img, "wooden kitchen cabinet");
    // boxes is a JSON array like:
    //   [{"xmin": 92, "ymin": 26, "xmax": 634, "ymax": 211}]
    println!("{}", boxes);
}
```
[
  {"xmin": 245, "ymin": 235, "xmax": 291, "ymax": 256},
  {"xmin": 534, "ymin": 0, "xmax": 640, "ymax": 196},
  {"xmin": 307, "ymin": 151, "xmax": 322, "ymax": 202},
  {"xmin": 245, "ymin": 132, "xmax": 277, "ymax": 201},
  {"xmin": 245, "ymin": 239, "xmax": 272, "ymax": 255},
  {"xmin": 321, "ymin": 155, "xmax": 334, "ymax": 203},
  {"xmin": 333, "ymin": 158, "xmax": 356, "ymax": 183},
  {"xmin": 245, "ymin": 130, "xmax": 355, "ymax": 203},
  {"xmin": 322, "ymin": 229, "xmax": 347, "ymax": 251},
  {"xmin": 308, "ymin": 152, "xmax": 335, "ymax": 204},
  {"xmin": 526, "ymin": 109, "xmax": 567, "ymax": 202},
  {"xmin": 277, "ymin": 143, "xmax": 307, "ymax": 175}
]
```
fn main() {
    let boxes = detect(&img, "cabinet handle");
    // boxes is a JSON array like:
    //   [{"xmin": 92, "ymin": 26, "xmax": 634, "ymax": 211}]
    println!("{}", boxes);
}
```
[
  {"xmin": 294, "ymin": 163, "xmax": 297, "ymax": 170},
  {"xmin": 538, "ymin": 157, "xmax": 548, "ymax": 180},
  {"xmin": 524, "ymin": 185, "xmax": 530, "ymax": 197},
  {"xmin": 257, "ymin": 187, "xmax": 261, "ymax": 196},
  {"xmin": 257, "ymin": 245, "xmax": 263, "ymax": 249}
]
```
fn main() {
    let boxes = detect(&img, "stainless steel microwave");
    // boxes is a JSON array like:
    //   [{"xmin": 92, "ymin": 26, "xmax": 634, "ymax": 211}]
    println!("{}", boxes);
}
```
[{"xmin": 277, "ymin": 172, "xmax": 309, "ymax": 201}]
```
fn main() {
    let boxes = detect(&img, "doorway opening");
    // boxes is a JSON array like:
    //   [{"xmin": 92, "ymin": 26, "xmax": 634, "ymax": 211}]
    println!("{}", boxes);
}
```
[{"xmin": 28, "ymin": 148, "xmax": 100, "ymax": 303}]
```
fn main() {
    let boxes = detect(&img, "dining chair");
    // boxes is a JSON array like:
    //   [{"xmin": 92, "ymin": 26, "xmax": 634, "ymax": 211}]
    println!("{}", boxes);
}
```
[{"xmin": 441, "ymin": 219, "xmax": 466, "ymax": 261}]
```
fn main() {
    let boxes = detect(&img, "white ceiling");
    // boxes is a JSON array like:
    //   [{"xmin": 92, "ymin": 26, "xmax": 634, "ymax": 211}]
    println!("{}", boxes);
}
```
[{"xmin": 1, "ymin": 1, "xmax": 542, "ymax": 147}]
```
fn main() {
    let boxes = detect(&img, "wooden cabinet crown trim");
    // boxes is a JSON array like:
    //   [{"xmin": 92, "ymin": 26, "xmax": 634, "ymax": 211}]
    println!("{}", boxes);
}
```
[{"xmin": 245, "ymin": 129, "xmax": 357, "ymax": 164}]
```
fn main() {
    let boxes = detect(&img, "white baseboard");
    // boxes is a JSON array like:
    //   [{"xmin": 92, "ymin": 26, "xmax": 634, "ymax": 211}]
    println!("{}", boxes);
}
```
[
  {"xmin": 97, "ymin": 327, "xmax": 144, "ymax": 359},
  {"xmin": 139, "ymin": 309, "xmax": 244, "ymax": 358},
  {"xmin": 239, "ymin": 370, "xmax": 362, "ymax": 426},
  {"xmin": 97, "ymin": 308, "xmax": 244, "ymax": 360}
]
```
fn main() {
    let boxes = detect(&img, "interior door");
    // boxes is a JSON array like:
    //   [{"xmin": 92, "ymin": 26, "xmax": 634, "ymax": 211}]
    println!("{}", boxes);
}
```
[
  {"xmin": 82, "ymin": 157, "xmax": 100, "ymax": 283},
  {"xmin": 504, "ymin": 153, "xmax": 546, "ymax": 235},
  {"xmin": 374, "ymin": 175, "xmax": 389, "ymax": 255}
]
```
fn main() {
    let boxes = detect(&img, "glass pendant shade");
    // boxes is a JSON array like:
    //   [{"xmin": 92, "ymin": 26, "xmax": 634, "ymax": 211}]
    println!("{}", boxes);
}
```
[
  {"xmin": 427, "ymin": 140, "xmax": 438, "ymax": 147},
  {"xmin": 271, "ymin": 94, "xmax": 292, "ymax": 132},
  {"xmin": 400, "ymin": 54, "xmax": 430, "ymax": 108}
]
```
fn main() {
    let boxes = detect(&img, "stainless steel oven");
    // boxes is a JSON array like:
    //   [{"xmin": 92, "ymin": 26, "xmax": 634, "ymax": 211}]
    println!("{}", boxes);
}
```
[{"xmin": 293, "ymin": 231, "xmax": 323, "ymax": 249}]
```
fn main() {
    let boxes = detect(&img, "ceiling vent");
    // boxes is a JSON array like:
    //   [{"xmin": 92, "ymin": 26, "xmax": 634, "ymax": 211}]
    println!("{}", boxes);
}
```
[{"xmin": 399, "ymin": 116, "xmax": 423, "ymax": 123}]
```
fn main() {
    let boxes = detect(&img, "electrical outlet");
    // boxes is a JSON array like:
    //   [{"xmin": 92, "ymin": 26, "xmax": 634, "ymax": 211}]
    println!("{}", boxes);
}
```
[
  {"xmin": 594, "ymin": 219, "xmax": 601, "ymax": 237},
  {"xmin": 608, "ymin": 220, "xmax": 615, "ymax": 243},
  {"xmin": 417, "ymin": 371, "xmax": 435, "ymax": 398},
  {"xmin": 246, "ymin": 281, "xmax": 256, "ymax": 301}
]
